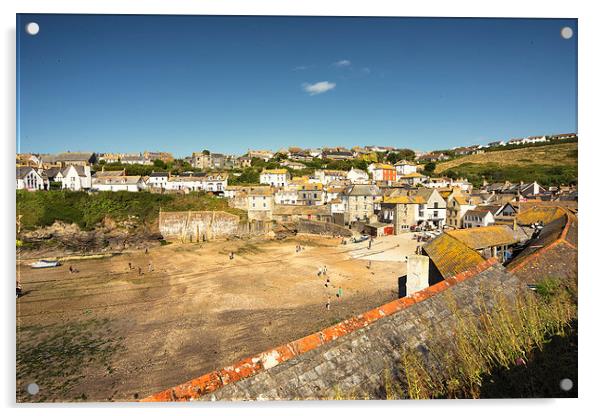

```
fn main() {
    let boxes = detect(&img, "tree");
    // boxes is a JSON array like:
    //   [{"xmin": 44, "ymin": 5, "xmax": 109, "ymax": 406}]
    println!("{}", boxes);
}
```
[
  {"xmin": 423, "ymin": 162, "xmax": 436, "ymax": 175},
  {"xmin": 153, "ymin": 159, "xmax": 167, "ymax": 169}
]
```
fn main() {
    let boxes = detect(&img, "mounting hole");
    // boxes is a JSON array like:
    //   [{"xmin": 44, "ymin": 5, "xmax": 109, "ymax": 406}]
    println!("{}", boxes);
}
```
[
  {"xmin": 26, "ymin": 22, "xmax": 40, "ymax": 36},
  {"xmin": 560, "ymin": 378, "xmax": 573, "ymax": 391},
  {"xmin": 27, "ymin": 383, "xmax": 39, "ymax": 395},
  {"xmin": 560, "ymin": 27, "xmax": 573, "ymax": 40}
]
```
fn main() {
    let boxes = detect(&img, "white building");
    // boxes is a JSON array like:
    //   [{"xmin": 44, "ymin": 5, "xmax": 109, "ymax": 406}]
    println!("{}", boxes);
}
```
[
  {"xmin": 16, "ymin": 167, "xmax": 44, "ymax": 191},
  {"xmin": 147, "ymin": 172, "xmax": 169, "ymax": 189},
  {"xmin": 394, "ymin": 160, "xmax": 418, "ymax": 176},
  {"xmin": 347, "ymin": 168, "xmax": 369, "ymax": 184},
  {"xmin": 61, "ymin": 165, "xmax": 92, "ymax": 191},
  {"xmin": 92, "ymin": 176, "xmax": 144, "ymax": 192},
  {"xmin": 463, "ymin": 210, "xmax": 495, "ymax": 228},
  {"xmin": 314, "ymin": 169, "xmax": 348, "ymax": 185},
  {"xmin": 424, "ymin": 177, "xmax": 452, "ymax": 189},
  {"xmin": 260, "ymin": 169, "xmax": 289, "ymax": 187}
]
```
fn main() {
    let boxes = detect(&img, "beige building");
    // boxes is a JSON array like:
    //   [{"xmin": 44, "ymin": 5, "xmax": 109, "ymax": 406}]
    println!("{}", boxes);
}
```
[{"xmin": 341, "ymin": 184, "xmax": 381, "ymax": 224}]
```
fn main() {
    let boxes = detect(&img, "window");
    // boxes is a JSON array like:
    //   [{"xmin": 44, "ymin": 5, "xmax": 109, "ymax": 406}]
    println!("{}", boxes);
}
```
[{"xmin": 434, "ymin": 202, "xmax": 439, "ymax": 209}]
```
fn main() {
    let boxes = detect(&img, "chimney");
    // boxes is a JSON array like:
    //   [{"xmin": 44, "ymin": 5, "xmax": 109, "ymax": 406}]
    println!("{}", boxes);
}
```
[{"xmin": 406, "ymin": 254, "xmax": 430, "ymax": 296}]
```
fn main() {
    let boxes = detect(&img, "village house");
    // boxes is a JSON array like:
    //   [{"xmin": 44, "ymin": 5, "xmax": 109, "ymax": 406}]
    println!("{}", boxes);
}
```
[
  {"xmin": 446, "ymin": 193, "xmax": 479, "ymax": 229},
  {"xmin": 424, "ymin": 177, "xmax": 452, "ymax": 189},
  {"xmin": 120, "ymin": 153, "xmax": 152, "ymax": 165},
  {"xmin": 147, "ymin": 172, "xmax": 169, "ymax": 189},
  {"xmin": 92, "ymin": 175, "xmax": 145, "ymax": 192},
  {"xmin": 397, "ymin": 172, "xmax": 427, "ymax": 186},
  {"xmin": 380, "ymin": 188, "xmax": 446, "ymax": 233},
  {"xmin": 487, "ymin": 140, "xmax": 505, "ymax": 147},
  {"xmin": 280, "ymin": 160, "xmax": 306, "ymax": 170},
  {"xmin": 394, "ymin": 160, "xmax": 417, "ymax": 176},
  {"xmin": 143, "ymin": 151, "xmax": 174, "ymax": 163},
  {"xmin": 44, "ymin": 167, "xmax": 64, "ymax": 186},
  {"xmin": 380, "ymin": 193, "xmax": 427, "ymax": 234},
  {"xmin": 236, "ymin": 156, "xmax": 253, "ymax": 168},
  {"xmin": 314, "ymin": 169, "xmax": 347, "ymax": 185},
  {"xmin": 297, "ymin": 183, "xmax": 325, "ymax": 206},
  {"xmin": 45, "ymin": 152, "xmax": 97, "ymax": 168},
  {"xmin": 347, "ymin": 168, "xmax": 369, "ymax": 184},
  {"xmin": 203, "ymin": 173, "xmax": 228, "ymax": 193},
  {"xmin": 246, "ymin": 186, "xmax": 274, "ymax": 221},
  {"xmin": 191, "ymin": 152, "xmax": 212, "ymax": 169},
  {"xmin": 322, "ymin": 149, "xmax": 355, "ymax": 160},
  {"xmin": 260, "ymin": 169, "xmax": 289, "ymax": 187},
  {"xmin": 247, "ymin": 149, "xmax": 274, "ymax": 162},
  {"xmin": 274, "ymin": 187, "xmax": 299, "ymax": 205},
  {"xmin": 61, "ymin": 165, "xmax": 92, "ymax": 191},
  {"xmin": 369, "ymin": 163, "xmax": 397, "ymax": 182},
  {"xmin": 462, "ymin": 209, "xmax": 495, "ymax": 228},
  {"xmin": 416, "ymin": 152, "xmax": 449, "ymax": 163},
  {"xmin": 16, "ymin": 167, "xmax": 44, "ymax": 191},
  {"xmin": 341, "ymin": 184, "xmax": 381, "ymax": 224}
]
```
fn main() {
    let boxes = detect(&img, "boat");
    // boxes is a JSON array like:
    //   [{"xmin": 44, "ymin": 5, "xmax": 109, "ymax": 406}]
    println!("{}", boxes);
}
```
[
  {"xmin": 352, "ymin": 235, "xmax": 370, "ymax": 244},
  {"xmin": 30, "ymin": 260, "xmax": 61, "ymax": 269}
]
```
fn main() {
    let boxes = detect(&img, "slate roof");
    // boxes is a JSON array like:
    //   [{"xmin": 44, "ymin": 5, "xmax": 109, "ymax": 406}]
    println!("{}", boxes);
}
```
[
  {"xmin": 149, "ymin": 172, "xmax": 169, "ymax": 178},
  {"xmin": 446, "ymin": 225, "xmax": 520, "ymax": 250},
  {"xmin": 62, "ymin": 165, "xmax": 88, "ymax": 177},
  {"xmin": 422, "ymin": 233, "xmax": 485, "ymax": 279},
  {"xmin": 507, "ymin": 211, "xmax": 577, "ymax": 284},
  {"xmin": 16, "ymin": 166, "xmax": 35, "ymax": 179},
  {"xmin": 343, "ymin": 184, "xmax": 381, "ymax": 197},
  {"xmin": 515, "ymin": 206, "xmax": 566, "ymax": 225}
]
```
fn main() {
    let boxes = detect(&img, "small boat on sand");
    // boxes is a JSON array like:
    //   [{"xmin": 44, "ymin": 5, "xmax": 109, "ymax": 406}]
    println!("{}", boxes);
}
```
[{"xmin": 30, "ymin": 260, "xmax": 61, "ymax": 269}]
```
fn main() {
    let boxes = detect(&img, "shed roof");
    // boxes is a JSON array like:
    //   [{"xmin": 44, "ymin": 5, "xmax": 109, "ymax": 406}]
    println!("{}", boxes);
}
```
[{"xmin": 446, "ymin": 225, "xmax": 520, "ymax": 250}]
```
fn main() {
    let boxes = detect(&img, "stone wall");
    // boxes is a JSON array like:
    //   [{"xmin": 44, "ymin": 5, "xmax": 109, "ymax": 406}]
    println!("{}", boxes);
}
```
[
  {"xmin": 296, "ymin": 219, "xmax": 353, "ymax": 237},
  {"xmin": 159, "ymin": 211, "xmax": 240, "ymax": 241},
  {"xmin": 143, "ymin": 258, "xmax": 528, "ymax": 402}
]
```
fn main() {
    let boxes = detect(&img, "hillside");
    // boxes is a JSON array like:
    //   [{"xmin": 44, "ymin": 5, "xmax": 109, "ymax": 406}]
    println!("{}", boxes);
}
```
[{"xmin": 434, "ymin": 142, "xmax": 577, "ymax": 186}]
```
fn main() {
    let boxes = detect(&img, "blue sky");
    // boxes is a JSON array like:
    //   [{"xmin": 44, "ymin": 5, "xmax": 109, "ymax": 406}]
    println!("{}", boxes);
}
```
[{"xmin": 17, "ymin": 15, "xmax": 577, "ymax": 157}]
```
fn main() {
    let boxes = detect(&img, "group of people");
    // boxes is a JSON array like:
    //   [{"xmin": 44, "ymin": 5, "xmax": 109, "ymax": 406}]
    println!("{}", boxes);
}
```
[
  {"xmin": 319, "ymin": 265, "xmax": 343, "ymax": 310},
  {"xmin": 128, "ymin": 260, "xmax": 153, "ymax": 275},
  {"xmin": 295, "ymin": 244, "xmax": 304, "ymax": 253}
]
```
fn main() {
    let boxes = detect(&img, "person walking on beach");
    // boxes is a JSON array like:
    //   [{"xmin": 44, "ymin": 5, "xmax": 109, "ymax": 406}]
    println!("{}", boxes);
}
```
[
  {"xmin": 337, "ymin": 287, "xmax": 343, "ymax": 299},
  {"xmin": 229, "ymin": 251, "xmax": 234, "ymax": 260},
  {"xmin": 138, "ymin": 266, "xmax": 142, "ymax": 276},
  {"xmin": 326, "ymin": 297, "xmax": 331, "ymax": 311},
  {"xmin": 128, "ymin": 262, "xmax": 132, "ymax": 270},
  {"xmin": 148, "ymin": 261, "xmax": 153, "ymax": 272}
]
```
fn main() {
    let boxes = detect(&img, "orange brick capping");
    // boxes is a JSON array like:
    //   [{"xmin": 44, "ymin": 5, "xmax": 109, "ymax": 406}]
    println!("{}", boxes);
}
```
[{"xmin": 141, "ymin": 256, "xmax": 498, "ymax": 402}]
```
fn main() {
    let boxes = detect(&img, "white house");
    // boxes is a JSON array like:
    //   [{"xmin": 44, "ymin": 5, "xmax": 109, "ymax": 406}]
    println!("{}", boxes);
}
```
[
  {"xmin": 394, "ymin": 160, "xmax": 418, "ymax": 176},
  {"xmin": 16, "ymin": 167, "xmax": 44, "ymax": 191},
  {"xmin": 424, "ymin": 177, "xmax": 452, "ymax": 189},
  {"xmin": 260, "ymin": 169, "xmax": 289, "ymax": 187},
  {"xmin": 165, "ymin": 176, "xmax": 205, "ymax": 192},
  {"xmin": 147, "ymin": 172, "xmax": 169, "ymax": 189},
  {"xmin": 347, "ymin": 168, "xmax": 369, "ymax": 184},
  {"xmin": 203, "ymin": 173, "xmax": 228, "ymax": 193},
  {"xmin": 92, "ymin": 176, "xmax": 144, "ymax": 192},
  {"xmin": 314, "ymin": 169, "xmax": 347, "ymax": 185},
  {"xmin": 463, "ymin": 210, "xmax": 495, "ymax": 228},
  {"xmin": 61, "ymin": 165, "xmax": 92, "ymax": 191}
]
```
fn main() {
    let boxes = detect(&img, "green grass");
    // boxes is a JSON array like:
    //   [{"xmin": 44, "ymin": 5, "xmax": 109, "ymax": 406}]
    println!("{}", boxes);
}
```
[
  {"xmin": 441, "ymin": 162, "xmax": 577, "ymax": 187},
  {"xmin": 16, "ymin": 190, "xmax": 246, "ymax": 231},
  {"xmin": 333, "ymin": 276, "xmax": 577, "ymax": 399}
]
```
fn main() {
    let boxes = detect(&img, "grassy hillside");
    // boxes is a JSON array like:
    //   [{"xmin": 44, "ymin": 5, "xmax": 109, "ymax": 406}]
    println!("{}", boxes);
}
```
[
  {"xmin": 434, "ymin": 143, "xmax": 577, "ymax": 186},
  {"xmin": 16, "ymin": 191, "xmax": 246, "ymax": 231}
]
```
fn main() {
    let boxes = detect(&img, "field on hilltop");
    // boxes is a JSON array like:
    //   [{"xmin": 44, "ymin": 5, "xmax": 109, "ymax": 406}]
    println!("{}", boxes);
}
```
[{"xmin": 434, "ymin": 142, "xmax": 577, "ymax": 186}]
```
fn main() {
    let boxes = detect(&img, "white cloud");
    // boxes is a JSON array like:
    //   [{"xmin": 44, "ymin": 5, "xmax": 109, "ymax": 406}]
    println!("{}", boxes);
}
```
[
  {"xmin": 302, "ymin": 81, "xmax": 336, "ymax": 96},
  {"xmin": 361, "ymin": 67, "xmax": 371, "ymax": 74},
  {"xmin": 293, "ymin": 65, "xmax": 309, "ymax": 71},
  {"xmin": 334, "ymin": 59, "xmax": 351, "ymax": 67}
]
